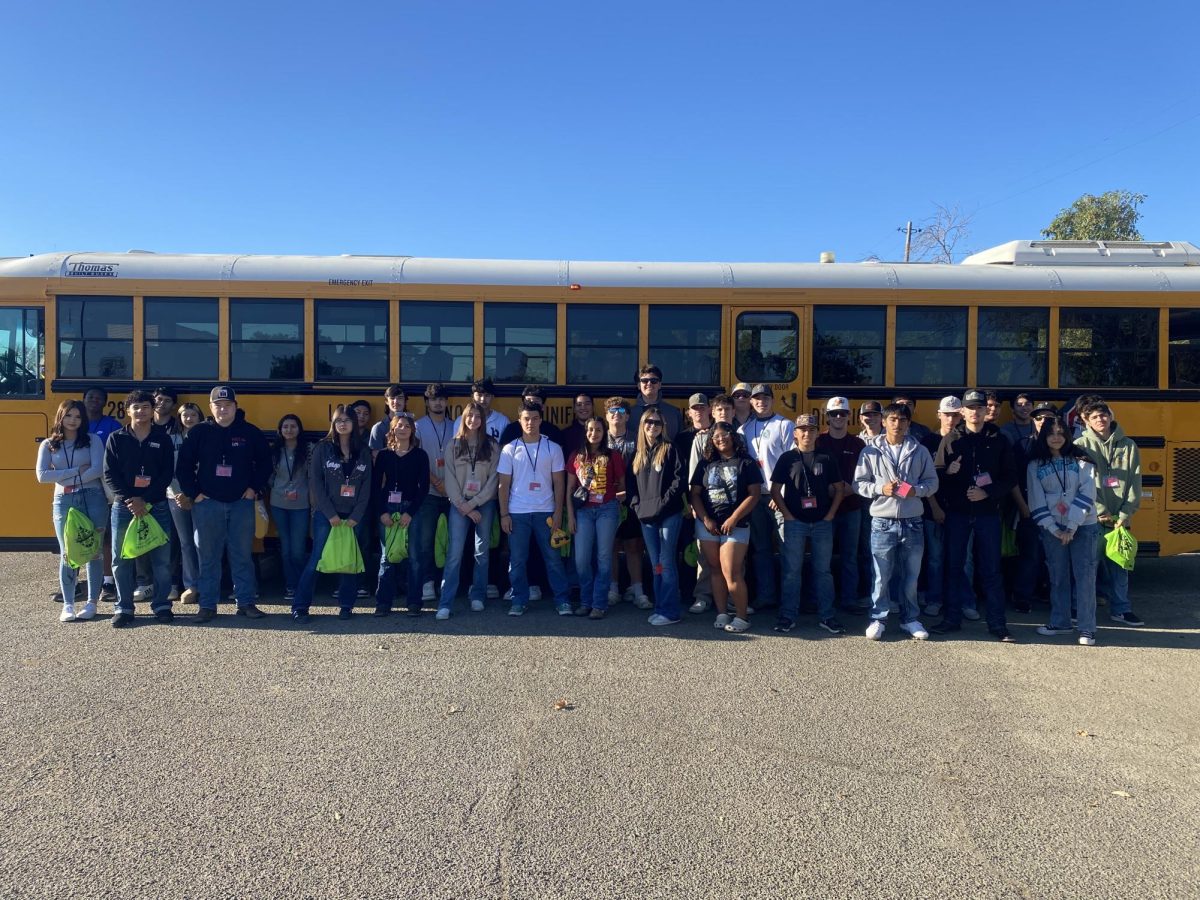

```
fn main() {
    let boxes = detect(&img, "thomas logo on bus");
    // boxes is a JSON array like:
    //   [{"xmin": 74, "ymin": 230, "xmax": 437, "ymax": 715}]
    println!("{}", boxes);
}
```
[{"xmin": 66, "ymin": 263, "xmax": 119, "ymax": 277}]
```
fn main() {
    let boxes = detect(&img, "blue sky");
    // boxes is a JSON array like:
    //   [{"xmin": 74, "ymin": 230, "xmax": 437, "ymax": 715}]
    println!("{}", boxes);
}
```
[{"xmin": 3, "ymin": 0, "xmax": 1197, "ymax": 264}]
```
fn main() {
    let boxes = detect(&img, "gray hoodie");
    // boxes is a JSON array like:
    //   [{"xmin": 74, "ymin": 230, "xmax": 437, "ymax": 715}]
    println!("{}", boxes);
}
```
[{"xmin": 853, "ymin": 434, "xmax": 938, "ymax": 519}]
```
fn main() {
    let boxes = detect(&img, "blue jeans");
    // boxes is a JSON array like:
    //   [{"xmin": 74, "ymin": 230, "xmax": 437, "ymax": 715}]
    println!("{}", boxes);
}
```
[
  {"xmin": 1043, "ymin": 523, "xmax": 1099, "ymax": 633},
  {"xmin": 508, "ymin": 512, "xmax": 569, "ymax": 608},
  {"xmin": 868, "ymin": 516, "xmax": 923, "ymax": 624},
  {"xmin": 273, "ymin": 506, "xmax": 310, "ymax": 592},
  {"xmin": 922, "ymin": 519, "xmax": 946, "ymax": 608},
  {"xmin": 167, "ymin": 499, "xmax": 199, "ymax": 590},
  {"xmin": 641, "ymin": 513, "xmax": 682, "ymax": 620},
  {"xmin": 572, "ymin": 501, "xmax": 619, "ymax": 611},
  {"xmin": 831, "ymin": 509, "xmax": 860, "ymax": 606},
  {"xmin": 439, "ymin": 500, "xmax": 496, "ymax": 610},
  {"xmin": 191, "ymin": 497, "xmax": 257, "ymax": 611},
  {"xmin": 111, "ymin": 501, "xmax": 174, "ymax": 615},
  {"xmin": 294, "ymin": 511, "xmax": 361, "ymax": 613},
  {"xmin": 780, "ymin": 518, "xmax": 834, "ymax": 622},
  {"xmin": 858, "ymin": 506, "xmax": 875, "ymax": 601},
  {"xmin": 944, "ymin": 511, "xmax": 1006, "ymax": 632},
  {"xmin": 377, "ymin": 510, "xmax": 425, "ymax": 613},
  {"xmin": 1096, "ymin": 525, "xmax": 1132, "ymax": 615},
  {"xmin": 748, "ymin": 503, "xmax": 781, "ymax": 606},
  {"xmin": 51, "ymin": 486, "xmax": 108, "ymax": 605}
]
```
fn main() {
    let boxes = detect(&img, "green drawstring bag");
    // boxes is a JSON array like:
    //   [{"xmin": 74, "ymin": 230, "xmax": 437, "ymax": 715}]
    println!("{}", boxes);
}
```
[
  {"xmin": 490, "ymin": 513, "xmax": 500, "ymax": 549},
  {"xmin": 317, "ymin": 523, "xmax": 364, "ymax": 574},
  {"xmin": 383, "ymin": 520, "xmax": 409, "ymax": 563},
  {"xmin": 1000, "ymin": 521, "xmax": 1018, "ymax": 558},
  {"xmin": 120, "ymin": 505, "xmax": 169, "ymax": 559},
  {"xmin": 64, "ymin": 506, "xmax": 100, "ymax": 569},
  {"xmin": 683, "ymin": 539, "xmax": 698, "ymax": 569},
  {"xmin": 434, "ymin": 513, "xmax": 449, "ymax": 568},
  {"xmin": 1104, "ymin": 525, "xmax": 1137, "ymax": 571}
]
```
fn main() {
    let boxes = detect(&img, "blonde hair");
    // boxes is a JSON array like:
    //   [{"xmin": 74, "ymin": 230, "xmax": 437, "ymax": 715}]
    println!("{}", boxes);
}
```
[{"xmin": 632, "ymin": 406, "xmax": 670, "ymax": 474}]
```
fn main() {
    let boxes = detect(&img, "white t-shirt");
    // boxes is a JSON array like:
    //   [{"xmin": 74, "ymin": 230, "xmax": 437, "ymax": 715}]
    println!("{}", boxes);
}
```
[
  {"xmin": 453, "ymin": 409, "xmax": 510, "ymax": 443},
  {"xmin": 415, "ymin": 415, "xmax": 454, "ymax": 496},
  {"xmin": 739, "ymin": 414, "xmax": 793, "ymax": 481},
  {"xmin": 497, "ymin": 435, "xmax": 564, "ymax": 515}
]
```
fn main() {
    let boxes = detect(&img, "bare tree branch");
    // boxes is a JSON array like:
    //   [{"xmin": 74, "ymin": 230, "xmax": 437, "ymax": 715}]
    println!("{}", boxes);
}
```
[{"xmin": 909, "ymin": 204, "xmax": 974, "ymax": 264}]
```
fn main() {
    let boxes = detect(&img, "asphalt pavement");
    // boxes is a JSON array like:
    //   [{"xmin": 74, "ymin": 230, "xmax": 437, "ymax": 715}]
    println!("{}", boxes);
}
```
[{"xmin": 1, "ymin": 552, "xmax": 1197, "ymax": 900}]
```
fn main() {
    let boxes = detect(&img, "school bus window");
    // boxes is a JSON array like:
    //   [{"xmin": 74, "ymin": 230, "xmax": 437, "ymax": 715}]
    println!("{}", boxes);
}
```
[
  {"xmin": 144, "ymin": 297, "xmax": 218, "ymax": 380},
  {"xmin": 485, "ymin": 303, "xmax": 555, "ymax": 384},
  {"xmin": 568, "ymin": 305, "xmax": 638, "ymax": 384},
  {"xmin": 400, "ymin": 301, "xmax": 472, "ymax": 383},
  {"xmin": 315, "ymin": 300, "xmax": 388, "ymax": 382},
  {"xmin": 736, "ymin": 312, "xmax": 797, "ymax": 383},
  {"xmin": 649, "ymin": 306, "xmax": 720, "ymax": 385},
  {"xmin": 1168, "ymin": 308, "xmax": 1200, "ymax": 388},
  {"xmin": 812, "ymin": 306, "xmax": 883, "ymax": 386},
  {"xmin": 895, "ymin": 306, "xmax": 966, "ymax": 386},
  {"xmin": 230, "ymin": 299, "xmax": 303, "ymax": 380},
  {"xmin": 977, "ymin": 307, "xmax": 1048, "ymax": 387},
  {"xmin": 0, "ymin": 307, "xmax": 43, "ymax": 397},
  {"xmin": 1059, "ymin": 308, "xmax": 1157, "ymax": 388},
  {"xmin": 57, "ymin": 295, "xmax": 132, "ymax": 379}
]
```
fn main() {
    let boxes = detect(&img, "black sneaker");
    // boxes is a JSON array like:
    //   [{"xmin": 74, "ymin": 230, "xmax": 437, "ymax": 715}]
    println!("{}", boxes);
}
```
[
  {"xmin": 407, "ymin": 607, "xmax": 421, "ymax": 617},
  {"xmin": 819, "ymin": 617, "xmax": 846, "ymax": 635},
  {"xmin": 236, "ymin": 604, "xmax": 265, "ymax": 619},
  {"xmin": 292, "ymin": 611, "xmax": 311, "ymax": 625},
  {"xmin": 194, "ymin": 607, "xmax": 216, "ymax": 623},
  {"xmin": 99, "ymin": 584, "xmax": 117, "ymax": 603},
  {"xmin": 154, "ymin": 609, "xmax": 175, "ymax": 624},
  {"xmin": 992, "ymin": 629, "xmax": 1018, "ymax": 643},
  {"xmin": 772, "ymin": 617, "xmax": 795, "ymax": 633},
  {"xmin": 1110, "ymin": 611, "xmax": 1144, "ymax": 626},
  {"xmin": 929, "ymin": 620, "xmax": 962, "ymax": 635},
  {"xmin": 338, "ymin": 608, "xmax": 353, "ymax": 621},
  {"xmin": 373, "ymin": 605, "xmax": 390, "ymax": 618},
  {"xmin": 111, "ymin": 612, "xmax": 135, "ymax": 628}
]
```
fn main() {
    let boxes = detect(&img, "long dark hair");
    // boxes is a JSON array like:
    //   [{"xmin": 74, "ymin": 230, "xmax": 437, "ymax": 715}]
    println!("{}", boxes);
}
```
[
  {"xmin": 48, "ymin": 400, "xmax": 90, "ymax": 451},
  {"xmin": 386, "ymin": 412, "xmax": 420, "ymax": 452},
  {"xmin": 272, "ymin": 414, "xmax": 310, "ymax": 467},
  {"xmin": 574, "ymin": 415, "xmax": 608, "ymax": 466},
  {"xmin": 323, "ymin": 404, "xmax": 364, "ymax": 457},
  {"xmin": 1029, "ymin": 415, "xmax": 1091, "ymax": 465},
  {"xmin": 454, "ymin": 401, "xmax": 494, "ymax": 461},
  {"xmin": 702, "ymin": 421, "xmax": 749, "ymax": 462}
]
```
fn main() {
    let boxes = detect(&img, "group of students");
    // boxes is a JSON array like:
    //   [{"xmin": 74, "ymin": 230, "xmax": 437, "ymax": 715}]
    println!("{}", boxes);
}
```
[{"xmin": 36, "ymin": 369, "xmax": 1143, "ymax": 645}]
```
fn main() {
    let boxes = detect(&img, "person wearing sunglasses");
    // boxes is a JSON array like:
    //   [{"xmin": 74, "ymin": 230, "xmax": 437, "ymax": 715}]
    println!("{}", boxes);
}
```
[
  {"xmin": 628, "ymin": 407, "xmax": 685, "ymax": 626},
  {"xmin": 629, "ymin": 363, "xmax": 682, "ymax": 441},
  {"xmin": 816, "ymin": 397, "xmax": 869, "ymax": 616}
]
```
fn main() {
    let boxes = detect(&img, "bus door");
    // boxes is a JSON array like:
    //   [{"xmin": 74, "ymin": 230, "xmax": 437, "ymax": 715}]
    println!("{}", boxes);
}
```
[
  {"xmin": 729, "ymin": 307, "xmax": 805, "ymax": 417},
  {"xmin": 0, "ymin": 307, "xmax": 49, "ymax": 544}
]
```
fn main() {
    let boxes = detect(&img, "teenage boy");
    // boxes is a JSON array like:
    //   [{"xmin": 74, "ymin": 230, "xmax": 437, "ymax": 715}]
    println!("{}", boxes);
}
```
[
  {"xmin": 497, "ymin": 403, "xmax": 571, "ymax": 616},
  {"xmin": 562, "ymin": 392, "xmax": 595, "ymax": 459},
  {"xmin": 677, "ymin": 394, "xmax": 713, "ymax": 611},
  {"xmin": 918, "ymin": 397, "xmax": 961, "ymax": 618},
  {"xmin": 415, "ymin": 383, "xmax": 453, "ymax": 603},
  {"xmin": 1075, "ymin": 401, "xmax": 1144, "ymax": 626},
  {"xmin": 772, "ymin": 415, "xmax": 845, "ymax": 634},
  {"xmin": 176, "ymin": 386, "xmax": 271, "ymax": 622},
  {"xmin": 1001, "ymin": 393, "xmax": 1035, "ymax": 446},
  {"xmin": 855, "ymin": 400, "xmax": 884, "ymax": 600},
  {"xmin": 893, "ymin": 395, "xmax": 931, "ymax": 442},
  {"xmin": 629, "ymin": 363, "xmax": 683, "ymax": 440},
  {"xmin": 456, "ymin": 378, "xmax": 509, "ymax": 442},
  {"xmin": 499, "ymin": 386, "xmax": 563, "ymax": 447},
  {"xmin": 740, "ymin": 384, "xmax": 792, "ymax": 609},
  {"xmin": 673, "ymin": 393, "xmax": 710, "ymax": 472},
  {"xmin": 1003, "ymin": 394, "xmax": 1040, "ymax": 613},
  {"xmin": 816, "ymin": 397, "xmax": 868, "ymax": 615},
  {"xmin": 984, "ymin": 391, "xmax": 1002, "ymax": 424},
  {"xmin": 103, "ymin": 390, "xmax": 177, "ymax": 627},
  {"xmin": 930, "ymin": 389, "xmax": 1017, "ymax": 642},
  {"xmin": 730, "ymin": 383, "xmax": 753, "ymax": 428},
  {"xmin": 369, "ymin": 384, "xmax": 407, "ymax": 457},
  {"xmin": 853, "ymin": 403, "xmax": 937, "ymax": 641},
  {"xmin": 690, "ymin": 393, "xmax": 735, "ymax": 477}
]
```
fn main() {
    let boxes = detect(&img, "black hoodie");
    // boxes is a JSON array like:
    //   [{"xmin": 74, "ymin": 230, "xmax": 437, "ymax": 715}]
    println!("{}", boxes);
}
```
[
  {"xmin": 627, "ymin": 443, "xmax": 683, "ymax": 524},
  {"xmin": 176, "ymin": 409, "xmax": 271, "ymax": 503},
  {"xmin": 934, "ymin": 421, "xmax": 1015, "ymax": 516}
]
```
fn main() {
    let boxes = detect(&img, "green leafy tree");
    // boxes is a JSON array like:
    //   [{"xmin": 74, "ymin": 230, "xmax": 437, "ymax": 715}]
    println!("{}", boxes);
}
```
[{"xmin": 1042, "ymin": 190, "xmax": 1146, "ymax": 241}]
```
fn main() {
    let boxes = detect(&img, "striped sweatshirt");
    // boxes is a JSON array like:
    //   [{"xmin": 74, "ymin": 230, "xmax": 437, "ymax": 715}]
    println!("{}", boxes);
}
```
[{"xmin": 1027, "ymin": 456, "xmax": 1097, "ymax": 535}]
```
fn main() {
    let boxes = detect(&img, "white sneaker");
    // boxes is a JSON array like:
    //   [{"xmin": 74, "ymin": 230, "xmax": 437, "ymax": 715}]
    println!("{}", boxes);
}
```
[
  {"xmin": 503, "ymin": 587, "xmax": 515, "ymax": 601},
  {"xmin": 1078, "ymin": 631, "xmax": 1096, "ymax": 646},
  {"xmin": 133, "ymin": 584, "xmax": 154, "ymax": 602},
  {"xmin": 901, "ymin": 620, "xmax": 929, "ymax": 640},
  {"xmin": 648, "ymin": 613, "xmax": 681, "ymax": 626},
  {"xmin": 963, "ymin": 607, "xmax": 981, "ymax": 621},
  {"xmin": 529, "ymin": 585, "xmax": 542, "ymax": 601},
  {"xmin": 470, "ymin": 599, "xmax": 485, "ymax": 612},
  {"xmin": 180, "ymin": 588, "xmax": 198, "ymax": 605},
  {"xmin": 59, "ymin": 604, "xmax": 77, "ymax": 623},
  {"xmin": 76, "ymin": 602, "xmax": 97, "ymax": 621},
  {"xmin": 865, "ymin": 620, "xmax": 886, "ymax": 640},
  {"xmin": 486, "ymin": 584, "xmax": 499, "ymax": 600},
  {"xmin": 633, "ymin": 594, "xmax": 653, "ymax": 610},
  {"xmin": 689, "ymin": 597, "xmax": 708, "ymax": 614},
  {"xmin": 714, "ymin": 613, "xmax": 731, "ymax": 629},
  {"xmin": 435, "ymin": 608, "xmax": 450, "ymax": 621},
  {"xmin": 724, "ymin": 616, "xmax": 751, "ymax": 633},
  {"xmin": 422, "ymin": 581, "xmax": 436, "ymax": 601}
]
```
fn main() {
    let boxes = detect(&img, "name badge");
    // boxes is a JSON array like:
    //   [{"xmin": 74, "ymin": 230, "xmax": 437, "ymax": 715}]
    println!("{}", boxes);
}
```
[
  {"xmin": 340, "ymin": 484, "xmax": 356, "ymax": 498},
  {"xmin": 529, "ymin": 481, "xmax": 542, "ymax": 491},
  {"xmin": 285, "ymin": 489, "xmax": 299, "ymax": 501},
  {"xmin": 63, "ymin": 484, "xmax": 77, "ymax": 494},
  {"xmin": 1056, "ymin": 502, "xmax": 1068, "ymax": 515},
  {"xmin": 974, "ymin": 472, "xmax": 992, "ymax": 487},
  {"xmin": 435, "ymin": 457, "xmax": 445, "ymax": 468},
  {"xmin": 801, "ymin": 497, "xmax": 817, "ymax": 509},
  {"xmin": 590, "ymin": 492, "xmax": 605, "ymax": 504},
  {"xmin": 388, "ymin": 490, "xmax": 403, "ymax": 504},
  {"xmin": 895, "ymin": 481, "xmax": 913, "ymax": 498},
  {"xmin": 134, "ymin": 474, "xmax": 151, "ymax": 488},
  {"xmin": 216, "ymin": 465, "xmax": 233, "ymax": 478},
  {"xmin": 1104, "ymin": 476, "xmax": 1120, "ymax": 488},
  {"xmin": 464, "ymin": 479, "xmax": 482, "ymax": 494}
]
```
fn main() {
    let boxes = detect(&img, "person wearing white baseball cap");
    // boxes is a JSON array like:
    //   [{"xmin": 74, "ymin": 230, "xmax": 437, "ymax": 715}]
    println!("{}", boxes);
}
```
[
  {"xmin": 739, "ymin": 384, "xmax": 792, "ymax": 610},
  {"xmin": 817, "ymin": 397, "xmax": 869, "ymax": 615},
  {"xmin": 918, "ymin": 397, "xmax": 962, "ymax": 618}
]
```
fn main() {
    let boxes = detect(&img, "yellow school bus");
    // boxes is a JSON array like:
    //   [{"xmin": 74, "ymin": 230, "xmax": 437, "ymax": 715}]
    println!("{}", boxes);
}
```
[{"xmin": 2, "ymin": 239, "xmax": 1198, "ymax": 553}]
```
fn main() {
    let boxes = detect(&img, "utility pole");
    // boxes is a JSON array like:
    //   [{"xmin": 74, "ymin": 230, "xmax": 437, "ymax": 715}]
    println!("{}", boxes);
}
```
[{"xmin": 898, "ymin": 221, "xmax": 923, "ymax": 262}]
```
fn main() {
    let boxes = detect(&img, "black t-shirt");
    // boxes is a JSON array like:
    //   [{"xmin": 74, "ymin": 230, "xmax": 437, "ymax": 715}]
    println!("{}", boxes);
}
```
[
  {"xmin": 770, "ymin": 449, "xmax": 839, "ymax": 522},
  {"xmin": 690, "ymin": 455, "xmax": 763, "ymax": 528}
]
